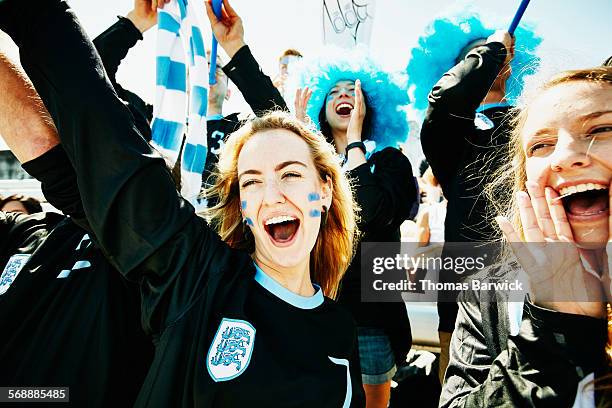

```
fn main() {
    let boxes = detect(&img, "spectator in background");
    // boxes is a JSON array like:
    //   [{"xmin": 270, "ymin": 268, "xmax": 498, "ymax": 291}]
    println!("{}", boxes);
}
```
[
  {"xmin": 0, "ymin": 194, "xmax": 42, "ymax": 214},
  {"xmin": 273, "ymin": 48, "xmax": 303, "ymax": 98},
  {"xmin": 407, "ymin": 14, "xmax": 541, "ymax": 382}
]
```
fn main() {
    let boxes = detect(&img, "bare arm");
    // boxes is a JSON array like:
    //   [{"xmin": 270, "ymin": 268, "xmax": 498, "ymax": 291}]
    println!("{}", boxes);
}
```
[{"xmin": 0, "ymin": 52, "xmax": 58, "ymax": 162}]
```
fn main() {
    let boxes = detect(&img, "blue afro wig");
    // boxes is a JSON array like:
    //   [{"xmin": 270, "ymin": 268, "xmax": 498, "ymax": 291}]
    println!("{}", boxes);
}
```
[
  {"xmin": 406, "ymin": 9, "xmax": 542, "ymax": 112},
  {"xmin": 289, "ymin": 46, "xmax": 410, "ymax": 150}
]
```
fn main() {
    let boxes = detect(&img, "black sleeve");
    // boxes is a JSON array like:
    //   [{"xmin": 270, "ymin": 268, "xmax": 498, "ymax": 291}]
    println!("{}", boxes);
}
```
[
  {"xmin": 1, "ymin": 0, "xmax": 232, "ymax": 333},
  {"xmin": 223, "ymin": 45, "xmax": 288, "ymax": 115},
  {"xmin": 420, "ymin": 42, "xmax": 507, "ymax": 193},
  {"xmin": 21, "ymin": 145, "xmax": 85, "ymax": 222},
  {"xmin": 441, "ymin": 299, "xmax": 606, "ymax": 407},
  {"xmin": 346, "ymin": 147, "xmax": 418, "ymax": 231},
  {"xmin": 92, "ymin": 16, "xmax": 142, "ymax": 88},
  {"xmin": 93, "ymin": 16, "xmax": 153, "ymax": 141}
]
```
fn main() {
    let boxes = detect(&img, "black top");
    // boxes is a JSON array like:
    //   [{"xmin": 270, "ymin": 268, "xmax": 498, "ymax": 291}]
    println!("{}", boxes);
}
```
[
  {"xmin": 339, "ymin": 147, "xmax": 418, "ymax": 366},
  {"xmin": 421, "ymin": 42, "xmax": 513, "ymax": 243},
  {"xmin": 440, "ymin": 271, "xmax": 608, "ymax": 407},
  {"xmin": 0, "ymin": 209, "xmax": 152, "ymax": 407},
  {"xmin": 0, "ymin": 1, "xmax": 364, "ymax": 406}
]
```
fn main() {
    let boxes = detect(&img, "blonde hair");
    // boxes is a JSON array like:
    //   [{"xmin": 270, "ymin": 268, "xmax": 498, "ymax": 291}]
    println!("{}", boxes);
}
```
[
  {"xmin": 485, "ymin": 67, "xmax": 612, "ymax": 372},
  {"xmin": 206, "ymin": 111, "xmax": 359, "ymax": 299}
]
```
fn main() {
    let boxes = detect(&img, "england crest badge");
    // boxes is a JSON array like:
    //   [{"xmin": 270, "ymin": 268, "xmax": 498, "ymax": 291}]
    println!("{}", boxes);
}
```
[
  {"xmin": 0, "ymin": 254, "xmax": 31, "ymax": 296},
  {"xmin": 206, "ymin": 318, "xmax": 256, "ymax": 382}
]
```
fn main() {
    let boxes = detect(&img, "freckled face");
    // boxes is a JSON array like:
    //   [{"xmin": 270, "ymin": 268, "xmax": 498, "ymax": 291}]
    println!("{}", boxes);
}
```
[
  {"xmin": 521, "ymin": 81, "xmax": 612, "ymax": 247},
  {"xmin": 237, "ymin": 129, "xmax": 332, "ymax": 268}
]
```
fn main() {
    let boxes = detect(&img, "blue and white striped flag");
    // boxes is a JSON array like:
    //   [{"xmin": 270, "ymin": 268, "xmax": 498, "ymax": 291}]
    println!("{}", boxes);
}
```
[{"xmin": 152, "ymin": 0, "xmax": 208, "ymax": 201}]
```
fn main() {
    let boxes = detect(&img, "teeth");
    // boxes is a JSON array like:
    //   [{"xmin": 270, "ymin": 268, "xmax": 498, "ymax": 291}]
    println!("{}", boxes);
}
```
[
  {"xmin": 265, "ymin": 215, "xmax": 297, "ymax": 226},
  {"xmin": 559, "ymin": 183, "xmax": 608, "ymax": 197},
  {"xmin": 336, "ymin": 102, "xmax": 353, "ymax": 111}
]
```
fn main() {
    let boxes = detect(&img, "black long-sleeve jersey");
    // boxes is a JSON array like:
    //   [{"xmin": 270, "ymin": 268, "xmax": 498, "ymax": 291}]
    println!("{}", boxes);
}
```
[
  {"xmin": 420, "ymin": 42, "xmax": 513, "ymax": 332},
  {"xmin": 421, "ymin": 41, "xmax": 512, "ymax": 244},
  {"xmin": 0, "ymin": 1, "xmax": 364, "ymax": 406}
]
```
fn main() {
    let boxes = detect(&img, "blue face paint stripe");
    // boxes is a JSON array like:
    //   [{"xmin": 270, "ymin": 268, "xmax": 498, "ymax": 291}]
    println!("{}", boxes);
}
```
[
  {"xmin": 241, "ymin": 201, "xmax": 247, "ymax": 210},
  {"xmin": 308, "ymin": 192, "xmax": 320, "ymax": 202},
  {"xmin": 245, "ymin": 217, "xmax": 254, "ymax": 226},
  {"xmin": 309, "ymin": 209, "xmax": 321, "ymax": 218}
]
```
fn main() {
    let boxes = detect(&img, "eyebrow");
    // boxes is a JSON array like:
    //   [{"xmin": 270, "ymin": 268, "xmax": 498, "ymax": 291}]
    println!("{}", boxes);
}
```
[
  {"xmin": 238, "ymin": 161, "xmax": 308, "ymax": 180},
  {"xmin": 579, "ymin": 110, "xmax": 612, "ymax": 122}
]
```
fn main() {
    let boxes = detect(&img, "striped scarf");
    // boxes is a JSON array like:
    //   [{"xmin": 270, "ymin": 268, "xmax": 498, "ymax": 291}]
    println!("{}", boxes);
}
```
[{"xmin": 151, "ymin": 0, "xmax": 208, "ymax": 201}]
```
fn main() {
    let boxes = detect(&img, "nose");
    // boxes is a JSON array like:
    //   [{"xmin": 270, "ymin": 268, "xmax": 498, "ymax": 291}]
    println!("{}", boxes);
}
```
[
  {"xmin": 549, "ymin": 130, "xmax": 591, "ymax": 172},
  {"xmin": 262, "ymin": 178, "xmax": 286, "ymax": 206}
]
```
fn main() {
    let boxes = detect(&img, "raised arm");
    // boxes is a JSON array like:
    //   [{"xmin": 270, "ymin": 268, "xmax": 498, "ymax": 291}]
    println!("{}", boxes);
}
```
[
  {"xmin": 92, "ymin": 0, "xmax": 162, "ymax": 140},
  {"xmin": 205, "ymin": 0, "xmax": 287, "ymax": 115},
  {"xmin": 0, "ymin": 52, "xmax": 58, "ymax": 163},
  {"xmin": 420, "ymin": 36, "xmax": 509, "ymax": 191}
]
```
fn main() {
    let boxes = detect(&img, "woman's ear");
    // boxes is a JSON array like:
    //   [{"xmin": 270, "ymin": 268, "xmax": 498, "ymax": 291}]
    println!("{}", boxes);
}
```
[{"xmin": 321, "ymin": 175, "xmax": 333, "ymax": 210}]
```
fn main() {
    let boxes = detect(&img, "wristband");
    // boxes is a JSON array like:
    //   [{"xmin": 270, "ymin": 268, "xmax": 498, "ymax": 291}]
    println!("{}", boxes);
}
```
[{"xmin": 345, "ymin": 141, "xmax": 366, "ymax": 156}]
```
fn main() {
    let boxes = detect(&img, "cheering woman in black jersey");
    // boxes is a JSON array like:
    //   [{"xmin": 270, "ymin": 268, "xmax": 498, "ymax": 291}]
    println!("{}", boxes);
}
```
[{"xmin": 0, "ymin": 0, "xmax": 365, "ymax": 406}]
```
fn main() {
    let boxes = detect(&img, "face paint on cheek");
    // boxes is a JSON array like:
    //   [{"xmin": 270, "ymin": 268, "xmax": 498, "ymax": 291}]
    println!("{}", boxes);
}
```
[
  {"xmin": 309, "ymin": 209, "xmax": 321, "ymax": 218},
  {"xmin": 241, "ymin": 200, "xmax": 247, "ymax": 210},
  {"xmin": 244, "ymin": 217, "xmax": 254, "ymax": 227},
  {"xmin": 308, "ymin": 192, "xmax": 320, "ymax": 202}
]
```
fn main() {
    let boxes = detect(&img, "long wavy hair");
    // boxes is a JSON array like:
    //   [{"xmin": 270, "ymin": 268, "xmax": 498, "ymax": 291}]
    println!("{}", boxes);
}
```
[
  {"xmin": 206, "ymin": 111, "xmax": 359, "ymax": 299},
  {"xmin": 485, "ymin": 68, "xmax": 612, "ymax": 388}
]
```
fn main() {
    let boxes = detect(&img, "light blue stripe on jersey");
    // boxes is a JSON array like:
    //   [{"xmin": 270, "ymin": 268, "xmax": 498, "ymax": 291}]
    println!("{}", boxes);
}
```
[{"xmin": 253, "ymin": 263, "xmax": 324, "ymax": 309}]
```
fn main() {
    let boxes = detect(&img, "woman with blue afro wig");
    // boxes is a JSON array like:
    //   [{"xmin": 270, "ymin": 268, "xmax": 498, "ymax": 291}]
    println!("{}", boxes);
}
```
[
  {"xmin": 289, "ymin": 46, "xmax": 419, "ymax": 408},
  {"xmin": 291, "ymin": 46, "xmax": 410, "ymax": 151},
  {"xmin": 406, "ymin": 8, "xmax": 542, "ymax": 112}
]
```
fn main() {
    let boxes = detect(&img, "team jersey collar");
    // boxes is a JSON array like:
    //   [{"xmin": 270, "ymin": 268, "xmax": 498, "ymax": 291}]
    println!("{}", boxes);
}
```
[
  {"xmin": 253, "ymin": 263, "xmax": 324, "ymax": 309},
  {"xmin": 476, "ymin": 101, "xmax": 510, "ymax": 113}
]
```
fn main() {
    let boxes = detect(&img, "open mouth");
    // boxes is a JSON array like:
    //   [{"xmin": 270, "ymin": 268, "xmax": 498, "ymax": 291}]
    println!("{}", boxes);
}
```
[
  {"xmin": 335, "ymin": 102, "xmax": 354, "ymax": 117},
  {"xmin": 558, "ymin": 183, "xmax": 609, "ymax": 219},
  {"xmin": 263, "ymin": 215, "xmax": 300, "ymax": 246}
]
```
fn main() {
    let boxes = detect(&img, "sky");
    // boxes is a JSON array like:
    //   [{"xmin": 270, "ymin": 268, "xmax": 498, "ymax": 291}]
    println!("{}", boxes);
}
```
[{"xmin": 0, "ymin": 0, "xmax": 610, "ymax": 150}]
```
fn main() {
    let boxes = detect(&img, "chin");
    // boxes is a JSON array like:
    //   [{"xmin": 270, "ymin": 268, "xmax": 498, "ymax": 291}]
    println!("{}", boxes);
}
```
[{"xmin": 572, "ymin": 225, "xmax": 609, "ymax": 250}]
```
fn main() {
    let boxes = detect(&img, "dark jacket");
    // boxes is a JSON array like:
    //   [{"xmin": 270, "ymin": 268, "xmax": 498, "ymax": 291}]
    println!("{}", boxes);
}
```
[
  {"xmin": 420, "ymin": 42, "xmax": 513, "ymax": 332},
  {"xmin": 440, "ymin": 270, "xmax": 607, "ymax": 408},
  {"xmin": 421, "ymin": 41, "xmax": 512, "ymax": 244}
]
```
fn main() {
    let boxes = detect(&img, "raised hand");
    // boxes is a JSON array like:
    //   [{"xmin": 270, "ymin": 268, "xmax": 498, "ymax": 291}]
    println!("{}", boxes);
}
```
[
  {"xmin": 204, "ymin": 0, "xmax": 245, "ymax": 58},
  {"xmin": 496, "ymin": 182, "xmax": 606, "ymax": 318},
  {"xmin": 294, "ymin": 87, "xmax": 312, "ymax": 124},
  {"xmin": 346, "ymin": 79, "xmax": 366, "ymax": 144},
  {"xmin": 127, "ymin": 0, "xmax": 170, "ymax": 33}
]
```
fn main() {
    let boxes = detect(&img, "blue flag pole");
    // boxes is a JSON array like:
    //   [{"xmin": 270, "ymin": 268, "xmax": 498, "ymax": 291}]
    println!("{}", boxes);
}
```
[
  {"xmin": 508, "ymin": 0, "xmax": 531, "ymax": 34},
  {"xmin": 209, "ymin": 0, "xmax": 223, "ymax": 85}
]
